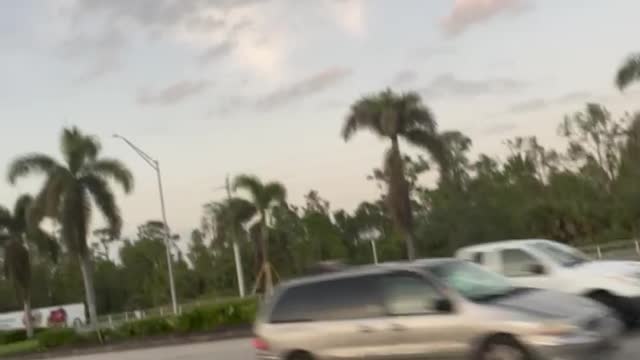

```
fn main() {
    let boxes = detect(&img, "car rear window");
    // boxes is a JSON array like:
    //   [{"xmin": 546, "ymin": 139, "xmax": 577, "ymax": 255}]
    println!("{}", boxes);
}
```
[{"xmin": 269, "ymin": 275, "xmax": 384, "ymax": 323}]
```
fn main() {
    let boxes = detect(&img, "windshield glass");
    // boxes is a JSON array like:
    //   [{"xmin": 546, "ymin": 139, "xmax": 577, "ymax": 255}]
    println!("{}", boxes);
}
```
[
  {"xmin": 428, "ymin": 261, "xmax": 516, "ymax": 302},
  {"xmin": 530, "ymin": 241, "xmax": 589, "ymax": 267}
]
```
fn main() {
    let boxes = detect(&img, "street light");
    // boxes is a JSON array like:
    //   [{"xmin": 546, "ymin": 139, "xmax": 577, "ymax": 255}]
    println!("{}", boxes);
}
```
[
  {"xmin": 359, "ymin": 228, "xmax": 381, "ymax": 264},
  {"xmin": 113, "ymin": 134, "xmax": 178, "ymax": 315},
  {"xmin": 213, "ymin": 176, "xmax": 246, "ymax": 298}
]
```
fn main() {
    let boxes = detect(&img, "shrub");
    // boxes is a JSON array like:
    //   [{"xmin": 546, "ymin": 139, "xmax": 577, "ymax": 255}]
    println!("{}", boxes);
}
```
[
  {"xmin": 176, "ymin": 297, "xmax": 258, "ymax": 333},
  {"xmin": 116, "ymin": 317, "xmax": 174, "ymax": 338},
  {"xmin": 36, "ymin": 328, "xmax": 83, "ymax": 349},
  {"xmin": 0, "ymin": 329, "xmax": 45, "ymax": 345}
]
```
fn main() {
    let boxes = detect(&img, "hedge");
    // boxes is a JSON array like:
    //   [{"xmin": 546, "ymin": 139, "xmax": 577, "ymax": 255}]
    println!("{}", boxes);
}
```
[
  {"xmin": 0, "ymin": 329, "xmax": 45, "ymax": 345},
  {"xmin": 1, "ymin": 297, "xmax": 260, "ymax": 352},
  {"xmin": 175, "ymin": 297, "xmax": 257, "ymax": 333}
]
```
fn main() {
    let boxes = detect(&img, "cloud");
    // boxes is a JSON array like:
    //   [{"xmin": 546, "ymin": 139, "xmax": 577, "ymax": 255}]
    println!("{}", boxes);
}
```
[
  {"xmin": 138, "ymin": 80, "xmax": 211, "ymax": 106},
  {"xmin": 420, "ymin": 73, "xmax": 526, "ymax": 99},
  {"xmin": 64, "ymin": 0, "xmax": 283, "ymax": 76},
  {"xmin": 198, "ymin": 40, "xmax": 235, "ymax": 64},
  {"xmin": 442, "ymin": 0, "xmax": 530, "ymax": 37},
  {"xmin": 483, "ymin": 122, "xmax": 518, "ymax": 135},
  {"xmin": 325, "ymin": 0, "xmax": 366, "ymax": 36},
  {"xmin": 59, "ymin": 27, "xmax": 126, "ymax": 80},
  {"xmin": 508, "ymin": 91, "xmax": 592, "ymax": 114},
  {"xmin": 256, "ymin": 67, "xmax": 353, "ymax": 110},
  {"xmin": 410, "ymin": 45, "xmax": 455, "ymax": 60},
  {"xmin": 391, "ymin": 70, "xmax": 419, "ymax": 86}
]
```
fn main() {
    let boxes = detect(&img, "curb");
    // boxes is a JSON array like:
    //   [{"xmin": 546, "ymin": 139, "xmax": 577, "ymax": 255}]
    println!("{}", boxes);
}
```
[{"xmin": 1, "ymin": 327, "xmax": 253, "ymax": 360}]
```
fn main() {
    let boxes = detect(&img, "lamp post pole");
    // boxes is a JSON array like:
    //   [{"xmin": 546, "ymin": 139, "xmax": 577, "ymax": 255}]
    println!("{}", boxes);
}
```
[{"xmin": 113, "ymin": 134, "xmax": 178, "ymax": 314}]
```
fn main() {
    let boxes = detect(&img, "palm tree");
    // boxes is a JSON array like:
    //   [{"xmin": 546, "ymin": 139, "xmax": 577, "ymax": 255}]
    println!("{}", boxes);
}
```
[
  {"xmin": 342, "ymin": 89, "xmax": 447, "ymax": 260},
  {"xmin": 232, "ymin": 174, "xmax": 286, "ymax": 294},
  {"xmin": 0, "ymin": 195, "xmax": 58, "ymax": 338},
  {"xmin": 8, "ymin": 127, "xmax": 133, "ymax": 330},
  {"xmin": 616, "ymin": 53, "xmax": 640, "ymax": 91}
]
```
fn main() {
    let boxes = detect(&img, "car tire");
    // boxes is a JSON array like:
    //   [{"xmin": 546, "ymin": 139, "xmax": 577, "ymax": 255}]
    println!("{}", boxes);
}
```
[
  {"xmin": 477, "ymin": 335, "xmax": 530, "ymax": 360},
  {"xmin": 287, "ymin": 351, "xmax": 314, "ymax": 360},
  {"xmin": 588, "ymin": 291, "xmax": 636, "ymax": 329}
]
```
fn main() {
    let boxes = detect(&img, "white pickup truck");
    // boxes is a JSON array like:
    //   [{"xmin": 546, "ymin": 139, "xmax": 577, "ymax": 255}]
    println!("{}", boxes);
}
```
[{"xmin": 456, "ymin": 239, "xmax": 640, "ymax": 327}]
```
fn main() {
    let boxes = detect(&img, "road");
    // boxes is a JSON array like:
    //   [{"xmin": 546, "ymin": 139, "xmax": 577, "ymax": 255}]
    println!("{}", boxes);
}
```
[{"xmin": 55, "ymin": 335, "xmax": 640, "ymax": 360}]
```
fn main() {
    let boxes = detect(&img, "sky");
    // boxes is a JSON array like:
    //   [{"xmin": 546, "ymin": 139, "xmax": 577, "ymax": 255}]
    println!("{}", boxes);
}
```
[{"xmin": 2, "ymin": 0, "xmax": 640, "ymax": 244}]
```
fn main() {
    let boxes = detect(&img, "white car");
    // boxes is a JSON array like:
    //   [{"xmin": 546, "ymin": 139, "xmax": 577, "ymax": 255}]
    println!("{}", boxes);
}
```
[{"xmin": 456, "ymin": 239, "xmax": 640, "ymax": 327}]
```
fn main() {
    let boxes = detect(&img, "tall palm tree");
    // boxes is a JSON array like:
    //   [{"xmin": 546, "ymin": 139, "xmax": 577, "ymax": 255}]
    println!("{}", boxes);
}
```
[
  {"xmin": 0, "ymin": 195, "xmax": 58, "ymax": 338},
  {"xmin": 616, "ymin": 53, "xmax": 640, "ymax": 91},
  {"xmin": 232, "ymin": 174, "xmax": 286, "ymax": 294},
  {"xmin": 8, "ymin": 127, "xmax": 133, "ymax": 330},
  {"xmin": 342, "ymin": 89, "xmax": 447, "ymax": 260}
]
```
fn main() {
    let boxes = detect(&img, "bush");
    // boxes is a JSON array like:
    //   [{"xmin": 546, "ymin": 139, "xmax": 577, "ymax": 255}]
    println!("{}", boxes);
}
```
[
  {"xmin": 0, "ymin": 329, "xmax": 45, "ymax": 345},
  {"xmin": 36, "ymin": 328, "xmax": 84, "ymax": 349},
  {"xmin": 116, "ymin": 317, "xmax": 174, "ymax": 338},
  {"xmin": 175, "ymin": 297, "xmax": 257, "ymax": 333}
]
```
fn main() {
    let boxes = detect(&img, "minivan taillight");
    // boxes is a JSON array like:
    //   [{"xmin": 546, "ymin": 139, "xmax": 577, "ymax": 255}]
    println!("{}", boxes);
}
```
[{"xmin": 253, "ymin": 337, "xmax": 270, "ymax": 351}]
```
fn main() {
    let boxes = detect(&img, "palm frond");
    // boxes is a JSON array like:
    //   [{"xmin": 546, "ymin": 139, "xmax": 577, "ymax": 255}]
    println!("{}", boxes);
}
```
[
  {"xmin": 81, "ymin": 174, "xmax": 122, "ymax": 238},
  {"xmin": 616, "ymin": 53, "xmax": 640, "ymax": 91},
  {"xmin": 263, "ymin": 182, "xmax": 287, "ymax": 206},
  {"xmin": 404, "ymin": 129, "xmax": 449, "ymax": 172},
  {"xmin": 0, "ymin": 206, "xmax": 13, "ymax": 230},
  {"xmin": 3, "ymin": 239, "xmax": 31, "ymax": 299},
  {"xmin": 225, "ymin": 197, "xmax": 258, "ymax": 224},
  {"xmin": 84, "ymin": 158, "xmax": 134, "ymax": 193},
  {"xmin": 342, "ymin": 97, "xmax": 385, "ymax": 140},
  {"xmin": 233, "ymin": 174, "xmax": 264, "ymax": 204},
  {"xmin": 12, "ymin": 195, "xmax": 33, "ymax": 233},
  {"xmin": 7, "ymin": 154, "xmax": 59, "ymax": 184},
  {"xmin": 61, "ymin": 127, "xmax": 102, "ymax": 174}
]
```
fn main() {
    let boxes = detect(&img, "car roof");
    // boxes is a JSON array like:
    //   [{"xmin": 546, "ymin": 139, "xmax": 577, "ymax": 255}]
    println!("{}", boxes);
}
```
[
  {"xmin": 277, "ymin": 264, "xmax": 392, "ymax": 289},
  {"xmin": 456, "ymin": 239, "xmax": 552, "ymax": 254}
]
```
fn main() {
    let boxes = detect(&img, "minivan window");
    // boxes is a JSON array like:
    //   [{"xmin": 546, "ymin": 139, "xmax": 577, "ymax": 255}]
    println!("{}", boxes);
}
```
[
  {"xmin": 269, "ymin": 275, "xmax": 384, "ymax": 323},
  {"xmin": 530, "ymin": 241, "xmax": 589, "ymax": 267},
  {"xmin": 429, "ymin": 261, "xmax": 517, "ymax": 302},
  {"xmin": 382, "ymin": 273, "xmax": 444, "ymax": 315},
  {"xmin": 501, "ymin": 249, "xmax": 542, "ymax": 277},
  {"xmin": 471, "ymin": 252, "xmax": 485, "ymax": 265}
]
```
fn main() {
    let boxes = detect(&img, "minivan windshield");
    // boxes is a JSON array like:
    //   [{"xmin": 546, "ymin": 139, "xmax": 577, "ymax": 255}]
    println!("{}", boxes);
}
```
[
  {"xmin": 530, "ymin": 241, "xmax": 589, "ymax": 267},
  {"xmin": 428, "ymin": 261, "xmax": 521, "ymax": 302}
]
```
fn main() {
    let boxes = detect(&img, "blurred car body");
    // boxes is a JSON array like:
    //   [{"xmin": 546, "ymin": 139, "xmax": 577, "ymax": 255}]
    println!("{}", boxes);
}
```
[
  {"xmin": 253, "ymin": 259, "xmax": 620, "ymax": 360},
  {"xmin": 456, "ymin": 239, "xmax": 640, "ymax": 326}
]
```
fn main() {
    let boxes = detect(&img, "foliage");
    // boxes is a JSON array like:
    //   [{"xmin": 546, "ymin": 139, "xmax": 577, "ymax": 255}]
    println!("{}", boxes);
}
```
[
  {"xmin": 0, "ymin": 339, "xmax": 39, "ymax": 357},
  {"xmin": 36, "ymin": 328, "xmax": 84, "ymax": 349},
  {"xmin": 117, "ymin": 317, "xmax": 175, "ymax": 338},
  {"xmin": 0, "ymin": 329, "xmax": 44, "ymax": 345},
  {"xmin": 175, "ymin": 298, "xmax": 257, "ymax": 333}
]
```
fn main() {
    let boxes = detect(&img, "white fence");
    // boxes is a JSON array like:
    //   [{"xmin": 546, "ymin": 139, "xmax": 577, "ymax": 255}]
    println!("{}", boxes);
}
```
[{"xmin": 578, "ymin": 240, "xmax": 640, "ymax": 260}]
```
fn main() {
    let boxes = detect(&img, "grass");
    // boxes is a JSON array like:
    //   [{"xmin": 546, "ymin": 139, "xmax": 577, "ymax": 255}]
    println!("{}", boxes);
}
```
[{"xmin": 0, "ymin": 339, "xmax": 39, "ymax": 357}]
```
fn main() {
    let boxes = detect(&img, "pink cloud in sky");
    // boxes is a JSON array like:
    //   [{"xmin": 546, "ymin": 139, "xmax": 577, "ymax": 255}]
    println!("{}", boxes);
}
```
[{"xmin": 442, "ymin": 0, "xmax": 529, "ymax": 37}]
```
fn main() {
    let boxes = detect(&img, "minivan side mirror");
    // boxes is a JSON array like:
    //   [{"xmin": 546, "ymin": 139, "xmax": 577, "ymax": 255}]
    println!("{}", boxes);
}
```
[
  {"xmin": 435, "ymin": 298, "xmax": 453, "ymax": 313},
  {"xmin": 527, "ymin": 263, "xmax": 546, "ymax": 275}
]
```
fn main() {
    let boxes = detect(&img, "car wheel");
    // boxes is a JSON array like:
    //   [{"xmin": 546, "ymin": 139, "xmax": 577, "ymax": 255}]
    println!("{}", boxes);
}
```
[
  {"xmin": 478, "ymin": 335, "xmax": 530, "ymax": 360},
  {"xmin": 287, "ymin": 351, "xmax": 314, "ymax": 360},
  {"xmin": 588, "ymin": 291, "xmax": 635, "ymax": 329}
]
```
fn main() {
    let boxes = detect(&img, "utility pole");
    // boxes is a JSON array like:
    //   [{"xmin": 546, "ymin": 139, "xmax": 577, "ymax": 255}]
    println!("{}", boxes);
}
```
[{"xmin": 113, "ymin": 134, "xmax": 178, "ymax": 314}]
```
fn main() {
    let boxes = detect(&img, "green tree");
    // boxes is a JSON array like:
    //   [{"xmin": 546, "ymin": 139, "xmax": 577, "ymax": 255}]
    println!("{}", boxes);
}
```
[
  {"xmin": 0, "ymin": 195, "xmax": 57, "ymax": 337},
  {"xmin": 342, "ymin": 89, "xmax": 446, "ymax": 259},
  {"xmin": 8, "ymin": 127, "xmax": 134, "ymax": 329},
  {"xmin": 616, "ymin": 53, "xmax": 640, "ymax": 91},
  {"xmin": 232, "ymin": 174, "xmax": 286, "ymax": 294}
]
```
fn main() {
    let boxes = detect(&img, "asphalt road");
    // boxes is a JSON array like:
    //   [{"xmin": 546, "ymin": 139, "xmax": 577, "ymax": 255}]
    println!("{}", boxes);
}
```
[{"xmin": 55, "ymin": 335, "xmax": 640, "ymax": 360}]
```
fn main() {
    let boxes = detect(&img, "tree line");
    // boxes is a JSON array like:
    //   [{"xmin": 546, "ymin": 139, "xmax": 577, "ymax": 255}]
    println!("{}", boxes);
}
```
[{"xmin": 2, "ymin": 52, "xmax": 640, "ymax": 338}]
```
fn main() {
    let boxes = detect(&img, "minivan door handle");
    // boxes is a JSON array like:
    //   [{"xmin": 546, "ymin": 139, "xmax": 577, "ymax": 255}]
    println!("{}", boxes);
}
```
[
  {"xmin": 357, "ymin": 325, "xmax": 375, "ymax": 333},
  {"xmin": 389, "ymin": 323, "xmax": 407, "ymax": 332}
]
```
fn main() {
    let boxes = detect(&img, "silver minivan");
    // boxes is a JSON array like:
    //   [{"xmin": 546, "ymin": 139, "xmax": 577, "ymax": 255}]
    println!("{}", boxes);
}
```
[{"xmin": 254, "ymin": 259, "xmax": 621, "ymax": 360}]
